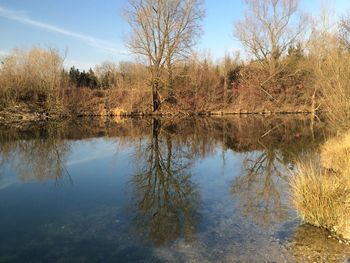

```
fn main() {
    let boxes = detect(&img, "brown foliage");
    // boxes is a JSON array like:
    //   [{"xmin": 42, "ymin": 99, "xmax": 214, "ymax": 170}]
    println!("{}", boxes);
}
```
[{"xmin": 0, "ymin": 47, "xmax": 65, "ymax": 109}]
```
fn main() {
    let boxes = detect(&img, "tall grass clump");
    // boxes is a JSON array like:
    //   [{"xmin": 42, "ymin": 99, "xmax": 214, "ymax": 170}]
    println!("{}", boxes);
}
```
[
  {"xmin": 321, "ymin": 131, "xmax": 350, "ymax": 172},
  {"xmin": 0, "ymin": 47, "xmax": 65, "ymax": 109},
  {"xmin": 290, "ymin": 131, "xmax": 350, "ymax": 240}
]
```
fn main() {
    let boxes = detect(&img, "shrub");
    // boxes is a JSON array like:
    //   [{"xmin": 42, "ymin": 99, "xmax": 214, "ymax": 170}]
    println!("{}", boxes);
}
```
[
  {"xmin": 307, "ymin": 24, "xmax": 350, "ymax": 129},
  {"xmin": 0, "ymin": 47, "xmax": 64, "ymax": 108}
]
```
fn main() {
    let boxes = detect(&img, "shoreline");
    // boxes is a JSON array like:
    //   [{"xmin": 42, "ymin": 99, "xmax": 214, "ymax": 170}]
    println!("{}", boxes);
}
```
[{"xmin": 0, "ymin": 109, "xmax": 314, "ymax": 124}]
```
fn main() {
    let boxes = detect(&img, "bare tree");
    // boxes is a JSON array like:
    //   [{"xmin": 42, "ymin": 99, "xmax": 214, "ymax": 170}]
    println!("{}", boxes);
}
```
[
  {"xmin": 221, "ymin": 51, "xmax": 240, "ymax": 107},
  {"xmin": 340, "ymin": 13, "xmax": 350, "ymax": 48},
  {"xmin": 235, "ymin": 0, "xmax": 307, "ymax": 76},
  {"xmin": 125, "ymin": 0, "xmax": 204, "ymax": 111}
]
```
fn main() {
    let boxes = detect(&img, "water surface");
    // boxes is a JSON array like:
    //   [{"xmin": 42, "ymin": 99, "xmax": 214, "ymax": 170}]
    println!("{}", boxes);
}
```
[{"xmin": 0, "ymin": 116, "xmax": 349, "ymax": 262}]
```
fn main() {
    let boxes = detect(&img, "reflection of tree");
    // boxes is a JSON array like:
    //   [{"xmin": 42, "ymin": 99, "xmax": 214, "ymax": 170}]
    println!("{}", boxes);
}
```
[
  {"xmin": 131, "ymin": 119, "xmax": 200, "ymax": 245},
  {"xmin": 231, "ymin": 142, "xmax": 289, "ymax": 229},
  {"xmin": 0, "ymin": 131, "xmax": 71, "ymax": 185},
  {"xmin": 15, "ymin": 138, "xmax": 72, "ymax": 185}
]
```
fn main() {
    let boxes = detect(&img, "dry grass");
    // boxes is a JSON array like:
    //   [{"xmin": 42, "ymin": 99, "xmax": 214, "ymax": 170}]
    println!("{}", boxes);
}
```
[
  {"xmin": 63, "ymin": 87, "xmax": 150, "ymax": 115},
  {"xmin": 321, "ymin": 131, "xmax": 350, "ymax": 173},
  {"xmin": 307, "ymin": 24, "xmax": 350, "ymax": 128},
  {"xmin": 291, "ymin": 19, "xmax": 350, "ymax": 240},
  {"xmin": 290, "ymin": 132, "xmax": 350, "ymax": 240},
  {"xmin": 290, "ymin": 163, "xmax": 350, "ymax": 230},
  {"xmin": 0, "ymin": 47, "xmax": 64, "ymax": 108}
]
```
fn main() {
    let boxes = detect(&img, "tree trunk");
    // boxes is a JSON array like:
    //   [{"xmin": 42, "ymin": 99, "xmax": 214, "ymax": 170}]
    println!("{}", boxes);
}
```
[
  {"xmin": 152, "ymin": 118, "xmax": 161, "ymax": 138},
  {"xmin": 166, "ymin": 57, "xmax": 176, "ymax": 104},
  {"xmin": 152, "ymin": 78, "xmax": 161, "ymax": 112},
  {"xmin": 310, "ymin": 87, "xmax": 317, "ymax": 141},
  {"xmin": 270, "ymin": 56, "xmax": 277, "ymax": 78},
  {"xmin": 152, "ymin": 70, "xmax": 161, "ymax": 112},
  {"xmin": 223, "ymin": 77, "xmax": 228, "ymax": 108}
]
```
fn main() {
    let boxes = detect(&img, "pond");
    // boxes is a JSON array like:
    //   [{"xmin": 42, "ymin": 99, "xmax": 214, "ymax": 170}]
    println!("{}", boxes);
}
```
[{"xmin": 0, "ymin": 116, "xmax": 349, "ymax": 262}]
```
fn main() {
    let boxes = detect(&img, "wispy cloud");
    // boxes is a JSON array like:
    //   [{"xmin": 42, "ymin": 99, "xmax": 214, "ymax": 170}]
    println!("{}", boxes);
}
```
[
  {"xmin": 0, "ymin": 5, "xmax": 128, "ymax": 56},
  {"xmin": 64, "ymin": 59, "xmax": 96, "ymax": 71},
  {"xmin": 0, "ymin": 49, "xmax": 9, "ymax": 56}
]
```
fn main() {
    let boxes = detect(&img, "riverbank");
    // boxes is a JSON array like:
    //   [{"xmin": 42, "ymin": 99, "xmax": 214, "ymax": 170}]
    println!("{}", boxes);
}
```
[
  {"xmin": 0, "ymin": 103, "xmax": 314, "ymax": 124},
  {"xmin": 291, "ymin": 130, "xmax": 350, "ymax": 242},
  {"xmin": 0, "ymin": 104, "xmax": 69, "ymax": 124}
]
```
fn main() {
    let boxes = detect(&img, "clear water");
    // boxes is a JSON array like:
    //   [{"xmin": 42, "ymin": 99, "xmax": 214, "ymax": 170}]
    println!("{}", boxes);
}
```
[{"xmin": 0, "ymin": 116, "xmax": 349, "ymax": 263}]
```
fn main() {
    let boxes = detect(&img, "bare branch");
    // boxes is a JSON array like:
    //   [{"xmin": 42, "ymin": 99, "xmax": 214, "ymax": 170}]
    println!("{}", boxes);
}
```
[{"xmin": 125, "ymin": 0, "xmax": 204, "ymax": 111}]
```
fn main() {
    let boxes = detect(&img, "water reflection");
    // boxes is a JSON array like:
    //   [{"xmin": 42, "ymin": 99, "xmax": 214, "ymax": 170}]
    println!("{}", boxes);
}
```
[
  {"xmin": 1, "ymin": 116, "xmax": 348, "ymax": 262},
  {"xmin": 232, "ymin": 148, "xmax": 289, "ymax": 228},
  {"xmin": 230, "ymin": 117, "xmax": 322, "ymax": 228},
  {"xmin": 131, "ymin": 119, "xmax": 200, "ymax": 245},
  {"xmin": 0, "ymin": 123, "xmax": 71, "ymax": 185}
]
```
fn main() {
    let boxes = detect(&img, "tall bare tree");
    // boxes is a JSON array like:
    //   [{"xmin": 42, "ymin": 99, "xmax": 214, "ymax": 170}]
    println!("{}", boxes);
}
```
[
  {"xmin": 125, "ymin": 0, "xmax": 204, "ymax": 111},
  {"xmin": 235, "ymin": 0, "xmax": 307, "ymax": 76},
  {"xmin": 221, "ymin": 51, "xmax": 240, "ymax": 107},
  {"xmin": 340, "ymin": 13, "xmax": 350, "ymax": 48}
]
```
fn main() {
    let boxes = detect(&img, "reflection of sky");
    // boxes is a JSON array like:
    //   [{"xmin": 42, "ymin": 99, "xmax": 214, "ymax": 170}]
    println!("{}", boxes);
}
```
[
  {"xmin": 0, "ymin": 164, "xmax": 19, "ymax": 190},
  {"xmin": 192, "ymin": 148, "xmax": 244, "ymax": 201},
  {"xmin": 0, "ymin": 126, "xmax": 345, "ymax": 262},
  {"xmin": 66, "ymin": 138, "xmax": 122, "ymax": 167},
  {"xmin": 0, "ymin": 137, "xmax": 134, "ymax": 190}
]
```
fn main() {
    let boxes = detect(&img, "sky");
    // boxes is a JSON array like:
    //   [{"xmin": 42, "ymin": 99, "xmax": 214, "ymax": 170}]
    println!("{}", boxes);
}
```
[{"xmin": 1, "ymin": 0, "xmax": 350, "ymax": 70}]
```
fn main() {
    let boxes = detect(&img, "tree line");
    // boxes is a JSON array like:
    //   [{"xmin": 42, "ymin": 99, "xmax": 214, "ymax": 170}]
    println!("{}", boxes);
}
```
[{"xmin": 1, "ymin": 0, "xmax": 350, "ymax": 122}]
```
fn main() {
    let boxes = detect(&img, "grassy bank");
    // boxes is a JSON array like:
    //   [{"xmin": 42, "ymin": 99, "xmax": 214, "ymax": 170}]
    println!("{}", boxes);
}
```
[
  {"xmin": 291, "ymin": 131, "xmax": 350, "ymax": 241},
  {"xmin": 288, "ymin": 10, "xmax": 350, "ymax": 241}
]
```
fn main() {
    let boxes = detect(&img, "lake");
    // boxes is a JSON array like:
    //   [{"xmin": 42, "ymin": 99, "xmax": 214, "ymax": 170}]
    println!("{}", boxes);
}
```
[{"xmin": 0, "ymin": 116, "xmax": 349, "ymax": 262}]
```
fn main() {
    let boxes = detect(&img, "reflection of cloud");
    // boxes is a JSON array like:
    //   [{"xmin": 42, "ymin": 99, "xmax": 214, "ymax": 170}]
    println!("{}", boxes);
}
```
[
  {"xmin": 0, "ymin": 179, "xmax": 19, "ymax": 190},
  {"xmin": 0, "ymin": 173, "xmax": 20, "ymax": 190},
  {"xmin": 66, "ymin": 142, "xmax": 118, "ymax": 167},
  {"xmin": 0, "ymin": 5, "xmax": 128, "ymax": 56},
  {"xmin": 66, "ymin": 155, "xmax": 109, "ymax": 167}
]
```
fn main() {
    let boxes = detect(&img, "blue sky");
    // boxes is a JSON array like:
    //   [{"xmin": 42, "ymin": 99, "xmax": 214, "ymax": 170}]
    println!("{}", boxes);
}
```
[{"xmin": 1, "ymin": 0, "xmax": 350, "ymax": 70}]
